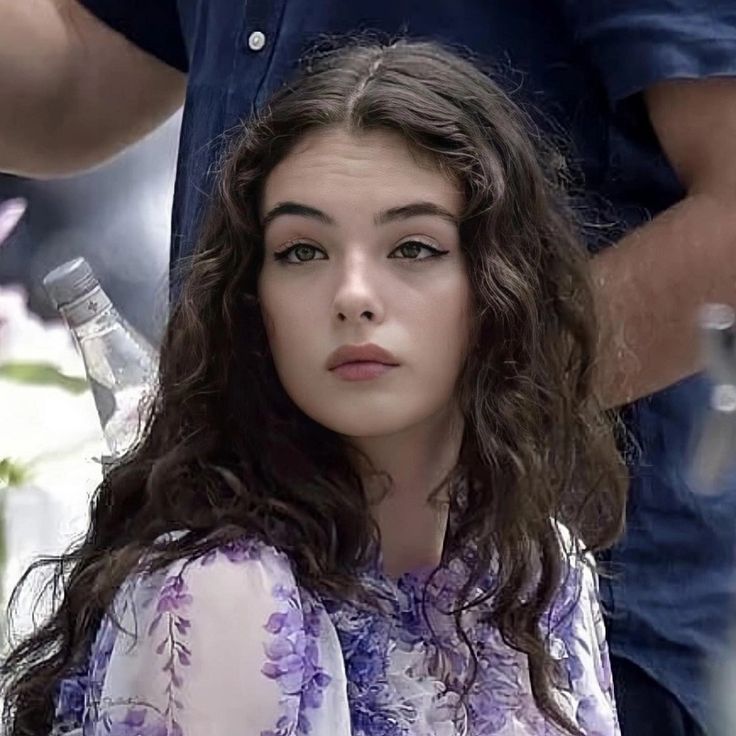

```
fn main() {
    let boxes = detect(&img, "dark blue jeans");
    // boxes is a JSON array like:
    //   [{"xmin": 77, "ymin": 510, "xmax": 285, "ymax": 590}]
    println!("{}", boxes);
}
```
[{"xmin": 611, "ymin": 656, "xmax": 706, "ymax": 736}]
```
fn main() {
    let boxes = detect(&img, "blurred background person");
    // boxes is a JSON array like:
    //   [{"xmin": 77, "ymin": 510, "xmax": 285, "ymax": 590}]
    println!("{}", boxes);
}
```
[{"xmin": 1, "ymin": 2, "xmax": 736, "ymax": 735}]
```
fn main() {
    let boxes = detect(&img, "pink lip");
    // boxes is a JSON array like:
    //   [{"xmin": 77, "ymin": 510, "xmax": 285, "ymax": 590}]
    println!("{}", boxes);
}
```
[
  {"xmin": 331, "ymin": 361, "xmax": 396, "ymax": 381},
  {"xmin": 327, "ymin": 342, "xmax": 399, "ymax": 370}
]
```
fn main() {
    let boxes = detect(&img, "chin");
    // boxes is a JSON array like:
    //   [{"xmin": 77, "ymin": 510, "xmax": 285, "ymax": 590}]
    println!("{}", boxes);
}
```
[
  {"xmin": 320, "ymin": 419, "xmax": 405, "ymax": 438},
  {"xmin": 305, "ymin": 409, "xmax": 425, "ymax": 439}
]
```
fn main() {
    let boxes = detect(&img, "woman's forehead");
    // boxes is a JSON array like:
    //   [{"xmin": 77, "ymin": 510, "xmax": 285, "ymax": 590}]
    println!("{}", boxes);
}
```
[{"xmin": 261, "ymin": 127, "xmax": 462, "ymax": 217}]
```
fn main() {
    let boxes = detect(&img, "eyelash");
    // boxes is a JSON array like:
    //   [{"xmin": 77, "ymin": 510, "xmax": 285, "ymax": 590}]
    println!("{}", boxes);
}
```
[{"xmin": 272, "ymin": 240, "xmax": 450, "ymax": 264}]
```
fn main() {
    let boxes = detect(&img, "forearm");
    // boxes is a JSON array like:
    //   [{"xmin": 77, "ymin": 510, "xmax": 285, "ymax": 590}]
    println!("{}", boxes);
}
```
[
  {"xmin": 591, "ymin": 190, "xmax": 736, "ymax": 409},
  {"xmin": 0, "ymin": 0, "xmax": 186, "ymax": 177},
  {"xmin": 0, "ymin": 0, "xmax": 76, "ymax": 173}
]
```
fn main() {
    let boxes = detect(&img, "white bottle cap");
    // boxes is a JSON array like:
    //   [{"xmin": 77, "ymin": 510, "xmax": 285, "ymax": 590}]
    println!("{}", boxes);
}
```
[{"xmin": 43, "ymin": 257, "xmax": 112, "ymax": 326}]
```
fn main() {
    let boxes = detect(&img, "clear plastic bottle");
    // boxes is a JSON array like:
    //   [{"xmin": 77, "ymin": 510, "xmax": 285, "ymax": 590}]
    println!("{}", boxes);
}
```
[{"xmin": 42, "ymin": 258, "xmax": 158, "ymax": 466}]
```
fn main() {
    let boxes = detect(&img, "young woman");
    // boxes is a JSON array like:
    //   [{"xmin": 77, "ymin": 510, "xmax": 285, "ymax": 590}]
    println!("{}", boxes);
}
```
[{"xmin": 2, "ymin": 40, "xmax": 627, "ymax": 736}]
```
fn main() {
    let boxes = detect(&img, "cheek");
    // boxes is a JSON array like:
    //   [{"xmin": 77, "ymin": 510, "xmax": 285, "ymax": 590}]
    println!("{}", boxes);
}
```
[
  {"xmin": 259, "ymin": 302, "xmax": 276, "ymax": 344},
  {"xmin": 434, "ymin": 278, "xmax": 473, "ymax": 355},
  {"xmin": 257, "ymin": 289, "xmax": 282, "ymax": 351},
  {"xmin": 258, "ymin": 287, "xmax": 312, "ymax": 362},
  {"xmin": 459, "ymin": 288, "xmax": 475, "ymax": 350},
  {"xmin": 258, "ymin": 274, "xmax": 286, "ymax": 340}
]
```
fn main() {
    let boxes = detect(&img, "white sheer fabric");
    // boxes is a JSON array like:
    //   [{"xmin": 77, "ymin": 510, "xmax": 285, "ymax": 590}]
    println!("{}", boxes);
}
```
[{"xmin": 51, "ymin": 532, "xmax": 619, "ymax": 736}]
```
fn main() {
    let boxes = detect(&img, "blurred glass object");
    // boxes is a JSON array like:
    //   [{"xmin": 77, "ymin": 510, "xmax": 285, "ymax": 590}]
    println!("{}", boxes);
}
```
[
  {"xmin": 688, "ymin": 303, "xmax": 736, "ymax": 735},
  {"xmin": 43, "ymin": 257, "xmax": 157, "ymax": 462},
  {"xmin": 687, "ymin": 304, "xmax": 736, "ymax": 494}
]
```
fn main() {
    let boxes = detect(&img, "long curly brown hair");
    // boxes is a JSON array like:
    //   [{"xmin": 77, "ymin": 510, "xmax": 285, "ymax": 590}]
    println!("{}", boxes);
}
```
[{"xmin": 1, "ymin": 39, "xmax": 627, "ymax": 735}]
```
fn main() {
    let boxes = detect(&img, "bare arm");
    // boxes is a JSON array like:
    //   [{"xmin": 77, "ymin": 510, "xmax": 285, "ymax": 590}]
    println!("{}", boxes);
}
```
[
  {"xmin": 0, "ymin": 0, "xmax": 186, "ymax": 177},
  {"xmin": 592, "ymin": 77, "xmax": 736, "ymax": 408}
]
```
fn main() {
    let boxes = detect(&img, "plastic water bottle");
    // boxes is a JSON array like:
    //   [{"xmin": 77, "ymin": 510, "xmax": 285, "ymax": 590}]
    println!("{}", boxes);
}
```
[{"xmin": 42, "ymin": 258, "xmax": 157, "ymax": 468}]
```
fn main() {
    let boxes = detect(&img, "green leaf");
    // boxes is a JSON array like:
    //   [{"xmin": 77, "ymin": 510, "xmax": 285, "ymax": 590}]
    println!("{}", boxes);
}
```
[{"xmin": 0, "ymin": 361, "xmax": 88, "ymax": 394}]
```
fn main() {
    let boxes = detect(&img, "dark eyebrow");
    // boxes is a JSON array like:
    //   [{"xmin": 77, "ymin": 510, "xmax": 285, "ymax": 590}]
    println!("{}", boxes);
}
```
[
  {"xmin": 261, "ymin": 200, "xmax": 459, "ymax": 229},
  {"xmin": 262, "ymin": 202, "xmax": 335, "ymax": 229},
  {"xmin": 374, "ymin": 202, "xmax": 459, "ymax": 226}
]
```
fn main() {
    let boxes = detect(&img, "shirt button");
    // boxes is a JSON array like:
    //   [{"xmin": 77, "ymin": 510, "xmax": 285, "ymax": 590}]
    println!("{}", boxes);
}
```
[{"xmin": 248, "ymin": 31, "xmax": 267, "ymax": 52}]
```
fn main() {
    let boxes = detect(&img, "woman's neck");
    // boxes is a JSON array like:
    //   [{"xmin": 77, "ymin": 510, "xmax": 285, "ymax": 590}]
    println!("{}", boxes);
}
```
[
  {"xmin": 351, "ymin": 405, "xmax": 464, "ymax": 579},
  {"xmin": 373, "ymin": 495, "xmax": 450, "ymax": 579}
]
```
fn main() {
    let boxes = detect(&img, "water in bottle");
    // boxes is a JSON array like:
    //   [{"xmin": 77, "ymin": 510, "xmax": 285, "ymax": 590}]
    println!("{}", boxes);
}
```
[{"xmin": 42, "ymin": 258, "xmax": 158, "ymax": 463}]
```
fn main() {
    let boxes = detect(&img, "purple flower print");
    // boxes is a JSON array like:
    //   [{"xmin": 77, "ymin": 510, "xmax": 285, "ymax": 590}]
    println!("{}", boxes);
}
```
[
  {"xmin": 261, "ymin": 594, "xmax": 332, "ymax": 735},
  {"xmin": 200, "ymin": 536, "xmax": 263, "ymax": 566},
  {"xmin": 132, "ymin": 571, "xmax": 193, "ymax": 728},
  {"xmin": 53, "ymin": 673, "xmax": 87, "ymax": 728},
  {"xmin": 264, "ymin": 607, "xmax": 303, "ymax": 635},
  {"xmin": 575, "ymin": 695, "xmax": 615, "ymax": 736},
  {"xmin": 101, "ymin": 706, "xmax": 178, "ymax": 736},
  {"xmin": 351, "ymin": 706, "xmax": 405, "ymax": 736},
  {"xmin": 151, "ymin": 574, "xmax": 193, "ymax": 621},
  {"xmin": 53, "ymin": 530, "xmax": 619, "ymax": 736},
  {"xmin": 326, "ymin": 593, "xmax": 417, "ymax": 735},
  {"xmin": 261, "ymin": 711, "xmax": 300, "ymax": 736},
  {"xmin": 470, "ymin": 696, "xmax": 509, "ymax": 733}
]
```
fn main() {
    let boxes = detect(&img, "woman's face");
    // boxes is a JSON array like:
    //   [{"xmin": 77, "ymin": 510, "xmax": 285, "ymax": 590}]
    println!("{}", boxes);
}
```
[{"xmin": 258, "ymin": 127, "xmax": 472, "ymax": 438}]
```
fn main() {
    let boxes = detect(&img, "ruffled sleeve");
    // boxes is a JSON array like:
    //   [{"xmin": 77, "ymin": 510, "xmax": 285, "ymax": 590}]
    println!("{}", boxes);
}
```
[
  {"xmin": 547, "ymin": 543, "xmax": 620, "ymax": 736},
  {"xmin": 82, "ymin": 537, "xmax": 333, "ymax": 736}
]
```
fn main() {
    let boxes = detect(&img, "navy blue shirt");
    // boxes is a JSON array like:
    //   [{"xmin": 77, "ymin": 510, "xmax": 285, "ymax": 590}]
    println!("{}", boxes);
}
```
[{"xmin": 80, "ymin": 0, "xmax": 736, "ymax": 727}]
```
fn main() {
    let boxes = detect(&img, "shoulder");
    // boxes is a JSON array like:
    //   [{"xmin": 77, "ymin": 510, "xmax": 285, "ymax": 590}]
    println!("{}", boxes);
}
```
[
  {"xmin": 92, "ymin": 533, "xmax": 304, "ymax": 673},
  {"xmin": 108, "ymin": 532, "xmax": 303, "ymax": 650},
  {"xmin": 86, "ymin": 533, "xmax": 330, "ymax": 736},
  {"xmin": 543, "ymin": 521, "xmax": 607, "ymax": 687},
  {"xmin": 548, "ymin": 521, "xmax": 599, "ymax": 624},
  {"xmin": 543, "ymin": 523, "xmax": 618, "ymax": 732}
]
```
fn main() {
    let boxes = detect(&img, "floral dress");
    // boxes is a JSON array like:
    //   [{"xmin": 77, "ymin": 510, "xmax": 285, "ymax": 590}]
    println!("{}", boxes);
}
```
[{"xmin": 50, "ymin": 530, "xmax": 619, "ymax": 736}]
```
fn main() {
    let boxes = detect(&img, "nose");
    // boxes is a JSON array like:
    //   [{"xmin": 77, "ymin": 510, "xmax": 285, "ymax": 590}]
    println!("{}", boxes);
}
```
[{"xmin": 332, "ymin": 252, "xmax": 385, "ymax": 324}]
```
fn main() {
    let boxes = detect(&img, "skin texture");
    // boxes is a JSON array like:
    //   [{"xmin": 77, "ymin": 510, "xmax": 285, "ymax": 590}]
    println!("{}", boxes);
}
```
[
  {"xmin": 0, "ymin": 0, "xmax": 185, "ymax": 175},
  {"xmin": 592, "ymin": 77, "xmax": 736, "ymax": 407},
  {"xmin": 258, "ymin": 127, "xmax": 472, "ymax": 576}
]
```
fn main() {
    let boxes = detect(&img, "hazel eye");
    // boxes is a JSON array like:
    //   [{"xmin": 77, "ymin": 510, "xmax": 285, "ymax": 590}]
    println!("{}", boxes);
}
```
[
  {"xmin": 389, "ymin": 241, "xmax": 449, "ymax": 260},
  {"xmin": 273, "ymin": 243, "xmax": 327, "ymax": 263}
]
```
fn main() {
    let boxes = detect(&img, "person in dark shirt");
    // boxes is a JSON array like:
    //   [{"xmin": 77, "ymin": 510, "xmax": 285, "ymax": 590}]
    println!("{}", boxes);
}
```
[{"xmin": 1, "ymin": 2, "xmax": 736, "ymax": 734}]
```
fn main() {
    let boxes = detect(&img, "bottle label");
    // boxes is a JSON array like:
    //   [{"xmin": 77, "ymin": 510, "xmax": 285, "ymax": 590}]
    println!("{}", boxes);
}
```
[{"xmin": 59, "ymin": 286, "xmax": 113, "ymax": 327}]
